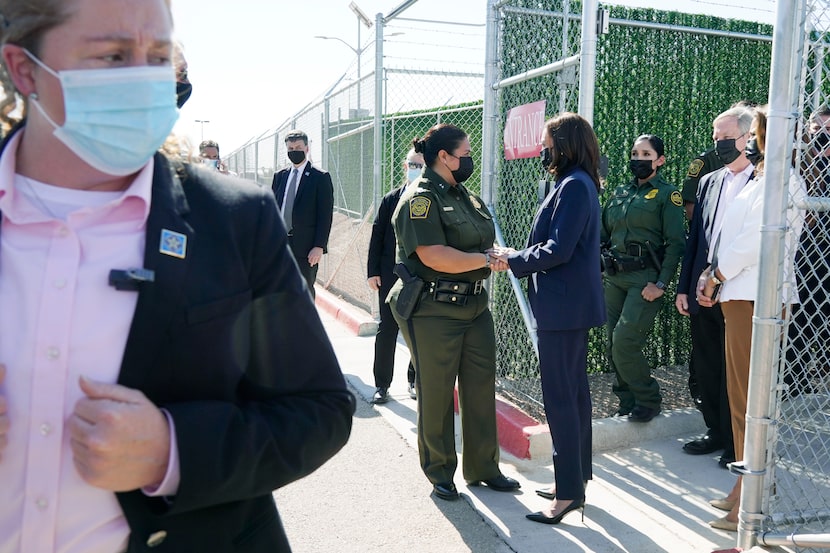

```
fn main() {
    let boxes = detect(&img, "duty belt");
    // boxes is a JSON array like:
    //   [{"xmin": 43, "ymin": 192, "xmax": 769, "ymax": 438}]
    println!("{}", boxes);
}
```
[
  {"xmin": 429, "ymin": 279, "xmax": 484, "ymax": 295},
  {"xmin": 611, "ymin": 256, "xmax": 649, "ymax": 272},
  {"xmin": 428, "ymin": 278, "xmax": 484, "ymax": 306}
]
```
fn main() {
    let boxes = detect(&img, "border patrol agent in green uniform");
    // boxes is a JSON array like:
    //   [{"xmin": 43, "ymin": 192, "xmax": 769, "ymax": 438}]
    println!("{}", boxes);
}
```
[
  {"xmin": 388, "ymin": 124, "xmax": 519, "ymax": 501},
  {"xmin": 601, "ymin": 135, "xmax": 685, "ymax": 422},
  {"xmin": 680, "ymin": 147, "xmax": 723, "ymax": 220}
]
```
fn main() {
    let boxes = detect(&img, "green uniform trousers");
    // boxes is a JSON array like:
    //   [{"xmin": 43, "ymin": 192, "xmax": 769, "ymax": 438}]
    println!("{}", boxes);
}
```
[
  {"xmin": 391, "ymin": 289, "xmax": 501, "ymax": 485},
  {"xmin": 604, "ymin": 269, "xmax": 663, "ymax": 411}
]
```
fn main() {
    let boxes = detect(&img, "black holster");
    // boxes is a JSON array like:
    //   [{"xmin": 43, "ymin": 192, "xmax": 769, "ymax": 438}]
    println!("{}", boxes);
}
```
[
  {"xmin": 601, "ymin": 248, "xmax": 617, "ymax": 276},
  {"xmin": 393, "ymin": 263, "xmax": 425, "ymax": 320}
]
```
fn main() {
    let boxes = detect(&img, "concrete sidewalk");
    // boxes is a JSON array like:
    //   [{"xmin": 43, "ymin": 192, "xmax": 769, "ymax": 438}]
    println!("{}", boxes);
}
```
[{"xmin": 278, "ymin": 288, "xmax": 785, "ymax": 553}]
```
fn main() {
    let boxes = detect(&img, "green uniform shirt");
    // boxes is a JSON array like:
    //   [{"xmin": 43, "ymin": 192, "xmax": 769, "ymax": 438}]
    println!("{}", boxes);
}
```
[
  {"xmin": 601, "ymin": 173, "xmax": 686, "ymax": 285},
  {"xmin": 680, "ymin": 147, "xmax": 723, "ymax": 204},
  {"xmin": 392, "ymin": 166, "xmax": 494, "ymax": 283}
]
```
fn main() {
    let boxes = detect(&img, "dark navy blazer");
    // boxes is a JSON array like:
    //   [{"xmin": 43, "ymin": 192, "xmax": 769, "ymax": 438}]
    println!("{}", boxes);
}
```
[
  {"xmin": 677, "ymin": 167, "xmax": 728, "ymax": 315},
  {"xmin": 507, "ymin": 167, "xmax": 606, "ymax": 331}
]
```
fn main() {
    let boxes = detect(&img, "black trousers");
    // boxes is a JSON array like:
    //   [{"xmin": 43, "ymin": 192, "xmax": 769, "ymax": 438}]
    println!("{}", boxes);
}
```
[
  {"xmin": 373, "ymin": 271, "xmax": 414, "ymax": 388},
  {"xmin": 288, "ymin": 237, "xmax": 318, "ymax": 299},
  {"xmin": 689, "ymin": 304, "xmax": 734, "ymax": 455},
  {"xmin": 538, "ymin": 329, "xmax": 592, "ymax": 500}
]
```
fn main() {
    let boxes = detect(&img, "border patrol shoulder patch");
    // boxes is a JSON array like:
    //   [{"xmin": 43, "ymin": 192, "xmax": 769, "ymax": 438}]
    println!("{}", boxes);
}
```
[
  {"xmin": 670, "ymin": 190, "xmax": 683, "ymax": 207},
  {"xmin": 686, "ymin": 158, "xmax": 704, "ymax": 178},
  {"xmin": 409, "ymin": 196, "xmax": 431, "ymax": 219}
]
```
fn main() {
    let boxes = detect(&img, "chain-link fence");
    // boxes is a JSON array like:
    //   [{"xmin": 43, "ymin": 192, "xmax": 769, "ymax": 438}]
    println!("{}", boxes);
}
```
[
  {"xmin": 225, "ymin": 0, "xmax": 781, "ymax": 423},
  {"xmin": 225, "ymin": 7, "xmax": 486, "ymax": 317},
  {"xmin": 740, "ymin": 0, "xmax": 830, "ymax": 549},
  {"xmin": 488, "ymin": 0, "xmax": 774, "ymax": 419}
]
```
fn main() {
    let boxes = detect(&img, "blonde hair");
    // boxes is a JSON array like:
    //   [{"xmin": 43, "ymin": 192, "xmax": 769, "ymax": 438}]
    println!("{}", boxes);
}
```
[{"xmin": 0, "ymin": 0, "xmax": 71, "ymax": 134}]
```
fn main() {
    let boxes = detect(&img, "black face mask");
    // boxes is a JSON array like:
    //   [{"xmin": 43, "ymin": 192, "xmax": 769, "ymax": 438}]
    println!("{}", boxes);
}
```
[
  {"xmin": 744, "ymin": 138, "xmax": 763, "ymax": 166},
  {"xmin": 287, "ymin": 150, "xmax": 306, "ymax": 165},
  {"xmin": 541, "ymin": 147, "xmax": 553, "ymax": 171},
  {"xmin": 451, "ymin": 156, "xmax": 474, "ymax": 183},
  {"xmin": 715, "ymin": 138, "xmax": 742, "ymax": 165},
  {"xmin": 176, "ymin": 81, "xmax": 192, "ymax": 108},
  {"xmin": 629, "ymin": 159, "xmax": 654, "ymax": 180}
]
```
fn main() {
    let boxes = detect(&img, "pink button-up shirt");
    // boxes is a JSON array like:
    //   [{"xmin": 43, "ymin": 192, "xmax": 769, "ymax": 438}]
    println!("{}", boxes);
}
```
[{"xmin": 0, "ymin": 131, "xmax": 177, "ymax": 553}]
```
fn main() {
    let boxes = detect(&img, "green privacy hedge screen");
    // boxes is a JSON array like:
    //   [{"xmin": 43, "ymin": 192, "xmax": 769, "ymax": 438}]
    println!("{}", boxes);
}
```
[{"xmin": 492, "ymin": 1, "xmax": 772, "ymax": 390}]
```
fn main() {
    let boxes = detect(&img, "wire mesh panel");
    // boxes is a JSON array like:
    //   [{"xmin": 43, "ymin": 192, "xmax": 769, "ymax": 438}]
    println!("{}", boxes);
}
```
[
  {"xmin": 224, "ymin": 4, "xmax": 486, "ymax": 317},
  {"xmin": 491, "ymin": 0, "xmax": 774, "ymax": 419},
  {"xmin": 764, "ymin": 1, "xmax": 830, "ymax": 548},
  {"xmin": 490, "ymin": 0, "xmax": 584, "ymax": 418}
]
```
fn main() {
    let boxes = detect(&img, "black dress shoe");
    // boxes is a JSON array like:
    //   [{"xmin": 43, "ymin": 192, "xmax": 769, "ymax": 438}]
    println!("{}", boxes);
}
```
[
  {"xmin": 468, "ymin": 474, "xmax": 521, "ymax": 491},
  {"xmin": 683, "ymin": 434, "xmax": 724, "ymax": 455},
  {"xmin": 535, "ymin": 480, "xmax": 588, "ymax": 500},
  {"xmin": 535, "ymin": 487, "xmax": 556, "ymax": 500},
  {"xmin": 371, "ymin": 387, "xmax": 389, "ymax": 404},
  {"xmin": 526, "ymin": 498, "xmax": 585, "ymax": 525},
  {"xmin": 433, "ymin": 482, "xmax": 459, "ymax": 500},
  {"xmin": 628, "ymin": 405, "xmax": 660, "ymax": 422},
  {"xmin": 718, "ymin": 453, "xmax": 736, "ymax": 469}
]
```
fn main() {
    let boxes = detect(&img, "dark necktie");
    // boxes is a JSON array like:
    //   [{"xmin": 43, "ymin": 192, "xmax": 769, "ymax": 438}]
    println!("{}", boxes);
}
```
[{"xmin": 284, "ymin": 168, "xmax": 298, "ymax": 231}]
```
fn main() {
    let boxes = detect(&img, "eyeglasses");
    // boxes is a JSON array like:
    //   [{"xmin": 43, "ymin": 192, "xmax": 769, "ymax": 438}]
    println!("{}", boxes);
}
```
[{"xmin": 407, "ymin": 162, "xmax": 424, "ymax": 169}]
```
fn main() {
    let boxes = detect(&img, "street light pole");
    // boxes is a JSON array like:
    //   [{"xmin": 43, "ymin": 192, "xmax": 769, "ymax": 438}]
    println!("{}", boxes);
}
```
[
  {"xmin": 349, "ymin": 2, "xmax": 373, "ymax": 112},
  {"xmin": 315, "ymin": 2, "xmax": 372, "ymax": 118},
  {"xmin": 195, "ymin": 119, "xmax": 210, "ymax": 142}
]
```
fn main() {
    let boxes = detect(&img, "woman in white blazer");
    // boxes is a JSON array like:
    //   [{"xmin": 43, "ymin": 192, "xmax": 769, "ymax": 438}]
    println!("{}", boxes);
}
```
[{"xmin": 698, "ymin": 106, "xmax": 806, "ymax": 531}]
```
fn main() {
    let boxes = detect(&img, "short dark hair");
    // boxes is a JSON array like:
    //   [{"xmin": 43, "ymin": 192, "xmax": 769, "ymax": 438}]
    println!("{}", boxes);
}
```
[
  {"xmin": 810, "ymin": 105, "xmax": 830, "ymax": 126},
  {"xmin": 544, "ymin": 112, "xmax": 601, "ymax": 192},
  {"xmin": 285, "ymin": 130, "xmax": 309, "ymax": 146},
  {"xmin": 634, "ymin": 134, "xmax": 665, "ymax": 158},
  {"xmin": 199, "ymin": 140, "xmax": 219, "ymax": 154},
  {"xmin": 412, "ymin": 124, "xmax": 467, "ymax": 167}
]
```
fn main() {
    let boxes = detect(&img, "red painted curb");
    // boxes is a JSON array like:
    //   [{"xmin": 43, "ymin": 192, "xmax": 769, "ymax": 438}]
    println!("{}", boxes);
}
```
[
  {"xmin": 453, "ymin": 388, "xmax": 545, "ymax": 460},
  {"xmin": 315, "ymin": 286, "xmax": 377, "ymax": 337}
]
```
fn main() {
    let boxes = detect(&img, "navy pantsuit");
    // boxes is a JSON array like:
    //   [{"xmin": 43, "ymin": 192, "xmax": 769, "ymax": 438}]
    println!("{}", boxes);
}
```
[
  {"xmin": 538, "ymin": 329, "xmax": 593, "ymax": 499},
  {"xmin": 507, "ymin": 167, "xmax": 606, "ymax": 500}
]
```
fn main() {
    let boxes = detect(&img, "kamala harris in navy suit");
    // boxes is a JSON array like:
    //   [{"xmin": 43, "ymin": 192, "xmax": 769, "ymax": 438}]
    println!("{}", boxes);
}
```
[{"xmin": 494, "ymin": 113, "xmax": 605, "ymax": 524}]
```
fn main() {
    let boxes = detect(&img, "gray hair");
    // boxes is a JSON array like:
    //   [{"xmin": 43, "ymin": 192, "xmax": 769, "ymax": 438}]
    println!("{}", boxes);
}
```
[{"xmin": 715, "ymin": 106, "xmax": 755, "ymax": 135}]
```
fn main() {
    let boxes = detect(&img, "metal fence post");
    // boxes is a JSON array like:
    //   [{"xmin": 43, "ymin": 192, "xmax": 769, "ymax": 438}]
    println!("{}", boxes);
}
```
[
  {"xmin": 481, "ymin": 0, "xmax": 500, "ymax": 208},
  {"xmin": 373, "ymin": 12, "xmax": 383, "ymax": 227},
  {"xmin": 578, "ymin": 0, "xmax": 598, "ymax": 124},
  {"xmin": 737, "ymin": 0, "xmax": 801, "ymax": 548}
]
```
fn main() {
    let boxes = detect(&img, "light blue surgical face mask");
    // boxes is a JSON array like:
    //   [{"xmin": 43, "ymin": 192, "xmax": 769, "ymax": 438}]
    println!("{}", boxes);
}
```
[
  {"xmin": 406, "ymin": 168, "xmax": 421, "ymax": 183},
  {"xmin": 26, "ymin": 51, "xmax": 179, "ymax": 176}
]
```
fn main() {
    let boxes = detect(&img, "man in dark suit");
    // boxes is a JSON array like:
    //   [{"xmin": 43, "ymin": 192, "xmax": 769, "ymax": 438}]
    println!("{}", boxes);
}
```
[
  {"xmin": 676, "ymin": 106, "xmax": 755, "ymax": 468},
  {"xmin": 0, "ymin": 5, "xmax": 353, "ymax": 549},
  {"xmin": 272, "ymin": 130, "xmax": 334, "ymax": 298},
  {"xmin": 366, "ymin": 149, "xmax": 423, "ymax": 404}
]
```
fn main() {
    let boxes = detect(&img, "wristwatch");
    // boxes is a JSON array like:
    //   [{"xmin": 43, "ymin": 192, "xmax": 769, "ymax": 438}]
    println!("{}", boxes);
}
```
[
  {"xmin": 655, "ymin": 281, "xmax": 666, "ymax": 290},
  {"xmin": 484, "ymin": 252, "xmax": 491, "ymax": 268}
]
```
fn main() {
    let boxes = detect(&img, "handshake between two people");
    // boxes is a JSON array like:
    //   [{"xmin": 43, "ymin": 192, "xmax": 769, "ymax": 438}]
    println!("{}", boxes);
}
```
[{"xmin": 486, "ymin": 246, "xmax": 516, "ymax": 273}]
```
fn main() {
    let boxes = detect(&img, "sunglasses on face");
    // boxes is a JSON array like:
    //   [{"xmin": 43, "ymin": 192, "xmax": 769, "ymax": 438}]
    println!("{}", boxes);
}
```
[{"xmin": 407, "ymin": 162, "xmax": 424, "ymax": 169}]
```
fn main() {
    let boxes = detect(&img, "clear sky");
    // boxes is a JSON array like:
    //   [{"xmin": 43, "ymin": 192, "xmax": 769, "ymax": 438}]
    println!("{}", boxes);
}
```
[{"xmin": 169, "ymin": 0, "xmax": 777, "ymax": 156}]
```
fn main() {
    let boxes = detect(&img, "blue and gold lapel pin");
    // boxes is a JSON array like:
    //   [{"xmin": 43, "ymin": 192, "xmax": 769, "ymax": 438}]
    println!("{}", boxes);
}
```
[{"xmin": 160, "ymin": 229, "xmax": 187, "ymax": 259}]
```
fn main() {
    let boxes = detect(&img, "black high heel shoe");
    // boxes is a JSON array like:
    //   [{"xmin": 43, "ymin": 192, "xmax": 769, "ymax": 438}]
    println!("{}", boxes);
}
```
[
  {"xmin": 534, "ymin": 480, "xmax": 589, "ymax": 501},
  {"xmin": 526, "ymin": 498, "xmax": 585, "ymax": 525}
]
